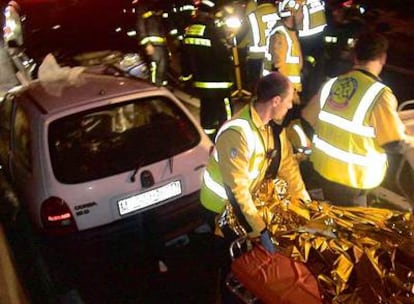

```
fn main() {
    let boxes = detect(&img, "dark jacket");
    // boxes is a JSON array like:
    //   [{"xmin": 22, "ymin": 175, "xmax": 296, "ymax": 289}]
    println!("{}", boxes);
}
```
[{"xmin": 182, "ymin": 12, "xmax": 234, "ymax": 83}]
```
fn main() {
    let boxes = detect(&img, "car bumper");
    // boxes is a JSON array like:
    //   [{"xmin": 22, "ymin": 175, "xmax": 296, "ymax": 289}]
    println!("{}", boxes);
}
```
[{"xmin": 43, "ymin": 191, "xmax": 204, "ymax": 245}]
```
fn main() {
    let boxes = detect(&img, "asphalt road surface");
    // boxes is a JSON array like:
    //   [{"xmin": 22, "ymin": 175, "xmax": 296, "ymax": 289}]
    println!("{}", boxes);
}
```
[{"xmin": 4, "ymin": 208, "xmax": 222, "ymax": 304}]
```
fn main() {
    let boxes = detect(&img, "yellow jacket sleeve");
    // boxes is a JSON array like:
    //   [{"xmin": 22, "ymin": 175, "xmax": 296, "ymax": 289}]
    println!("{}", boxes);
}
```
[
  {"xmin": 370, "ymin": 88, "xmax": 408, "ymax": 146},
  {"xmin": 277, "ymin": 129, "xmax": 311, "ymax": 202},
  {"xmin": 216, "ymin": 129, "xmax": 267, "ymax": 237}
]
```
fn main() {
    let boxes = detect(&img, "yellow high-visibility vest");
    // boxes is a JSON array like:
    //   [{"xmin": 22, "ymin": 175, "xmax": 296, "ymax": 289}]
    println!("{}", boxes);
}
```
[
  {"xmin": 200, "ymin": 107, "xmax": 266, "ymax": 213},
  {"xmin": 298, "ymin": 0, "xmax": 327, "ymax": 37},
  {"xmin": 269, "ymin": 25, "xmax": 302, "ymax": 91},
  {"xmin": 310, "ymin": 71, "xmax": 388, "ymax": 189},
  {"xmin": 246, "ymin": 3, "xmax": 280, "ymax": 60}
]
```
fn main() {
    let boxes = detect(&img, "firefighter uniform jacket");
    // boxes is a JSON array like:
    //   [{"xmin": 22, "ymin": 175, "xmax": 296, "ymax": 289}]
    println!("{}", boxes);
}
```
[
  {"xmin": 268, "ymin": 25, "xmax": 303, "ymax": 92},
  {"xmin": 182, "ymin": 13, "xmax": 233, "ymax": 88},
  {"xmin": 200, "ymin": 103, "xmax": 310, "ymax": 237},
  {"xmin": 306, "ymin": 69, "xmax": 408, "ymax": 189},
  {"xmin": 168, "ymin": 0, "xmax": 195, "ymax": 41},
  {"xmin": 136, "ymin": 0, "xmax": 172, "ymax": 86},
  {"xmin": 298, "ymin": 0, "xmax": 327, "ymax": 38},
  {"xmin": 136, "ymin": 1, "xmax": 170, "ymax": 47}
]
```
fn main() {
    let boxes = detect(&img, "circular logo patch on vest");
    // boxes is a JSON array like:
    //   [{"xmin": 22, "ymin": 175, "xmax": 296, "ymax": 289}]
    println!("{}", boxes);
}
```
[{"xmin": 327, "ymin": 77, "xmax": 358, "ymax": 109}]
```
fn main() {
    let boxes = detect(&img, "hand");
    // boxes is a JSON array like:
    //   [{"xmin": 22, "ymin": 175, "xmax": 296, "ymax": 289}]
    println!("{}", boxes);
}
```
[
  {"xmin": 260, "ymin": 229, "xmax": 277, "ymax": 254},
  {"xmin": 145, "ymin": 43, "xmax": 155, "ymax": 56}
]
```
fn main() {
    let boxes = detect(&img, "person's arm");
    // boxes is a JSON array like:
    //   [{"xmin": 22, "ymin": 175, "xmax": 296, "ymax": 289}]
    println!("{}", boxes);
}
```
[
  {"xmin": 277, "ymin": 129, "xmax": 311, "ymax": 202},
  {"xmin": 216, "ymin": 130, "xmax": 266, "ymax": 237},
  {"xmin": 371, "ymin": 89, "xmax": 409, "ymax": 148},
  {"xmin": 301, "ymin": 89, "xmax": 321, "ymax": 128},
  {"xmin": 371, "ymin": 89, "xmax": 414, "ymax": 168},
  {"xmin": 270, "ymin": 32, "xmax": 287, "ymax": 73}
]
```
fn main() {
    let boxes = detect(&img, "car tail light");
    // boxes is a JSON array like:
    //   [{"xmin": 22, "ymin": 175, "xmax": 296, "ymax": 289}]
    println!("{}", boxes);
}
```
[{"xmin": 40, "ymin": 197, "xmax": 78, "ymax": 235}]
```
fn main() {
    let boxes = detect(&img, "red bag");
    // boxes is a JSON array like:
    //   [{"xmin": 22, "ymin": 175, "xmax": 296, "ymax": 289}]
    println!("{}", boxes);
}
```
[{"xmin": 230, "ymin": 242, "xmax": 322, "ymax": 304}]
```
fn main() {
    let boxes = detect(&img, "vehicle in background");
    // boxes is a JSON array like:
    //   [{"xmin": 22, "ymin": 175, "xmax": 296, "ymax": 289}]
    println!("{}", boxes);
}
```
[
  {"xmin": 0, "ymin": 71, "xmax": 211, "ymax": 238},
  {"xmin": 2, "ymin": 0, "xmax": 148, "ymax": 82}
]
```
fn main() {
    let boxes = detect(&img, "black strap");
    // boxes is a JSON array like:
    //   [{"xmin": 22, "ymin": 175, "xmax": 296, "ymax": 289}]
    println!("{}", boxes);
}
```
[
  {"xmin": 265, "ymin": 121, "xmax": 282, "ymax": 179},
  {"xmin": 224, "ymin": 185, "xmax": 253, "ymax": 233},
  {"xmin": 353, "ymin": 68, "xmax": 382, "ymax": 82},
  {"xmin": 221, "ymin": 121, "xmax": 283, "ymax": 233}
]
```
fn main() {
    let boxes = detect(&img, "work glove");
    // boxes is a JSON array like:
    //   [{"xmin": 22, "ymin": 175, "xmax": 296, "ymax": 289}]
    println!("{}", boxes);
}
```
[{"xmin": 260, "ymin": 229, "xmax": 277, "ymax": 254}]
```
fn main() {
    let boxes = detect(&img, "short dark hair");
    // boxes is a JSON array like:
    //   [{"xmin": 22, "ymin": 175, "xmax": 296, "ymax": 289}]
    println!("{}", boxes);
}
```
[
  {"xmin": 255, "ymin": 72, "xmax": 290, "ymax": 103},
  {"xmin": 354, "ymin": 31, "xmax": 389, "ymax": 62}
]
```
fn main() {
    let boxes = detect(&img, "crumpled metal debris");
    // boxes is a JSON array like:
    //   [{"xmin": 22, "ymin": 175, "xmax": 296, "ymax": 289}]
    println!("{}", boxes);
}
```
[{"xmin": 252, "ymin": 178, "xmax": 414, "ymax": 303}]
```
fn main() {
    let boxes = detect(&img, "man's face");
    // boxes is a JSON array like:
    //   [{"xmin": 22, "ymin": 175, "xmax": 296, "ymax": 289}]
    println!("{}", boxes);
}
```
[{"xmin": 273, "ymin": 84, "xmax": 293, "ymax": 121}]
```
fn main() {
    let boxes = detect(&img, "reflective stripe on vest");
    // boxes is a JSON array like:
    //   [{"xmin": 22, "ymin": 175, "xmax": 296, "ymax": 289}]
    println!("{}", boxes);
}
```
[
  {"xmin": 202, "ymin": 0, "xmax": 215, "ymax": 8},
  {"xmin": 269, "ymin": 26, "xmax": 301, "ymax": 85},
  {"xmin": 140, "ymin": 36, "xmax": 166, "ymax": 45},
  {"xmin": 213, "ymin": 119, "xmax": 262, "ymax": 177},
  {"xmin": 142, "ymin": 11, "xmax": 154, "ymax": 19},
  {"xmin": 311, "ymin": 76, "xmax": 388, "ymax": 188},
  {"xmin": 224, "ymin": 97, "xmax": 232, "ymax": 120},
  {"xmin": 288, "ymin": 75, "xmax": 301, "ymax": 84},
  {"xmin": 150, "ymin": 61, "xmax": 157, "ymax": 84},
  {"xmin": 319, "ymin": 78, "xmax": 386, "ymax": 137},
  {"xmin": 213, "ymin": 119, "xmax": 257, "ymax": 156},
  {"xmin": 312, "ymin": 135, "xmax": 386, "ymax": 167},
  {"xmin": 292, "ymin": 123, "xmax": 310, "ymax": 148},
  {"xmin": 247, "ymin": 10, "xmax": 279, "ymax": 58},
  {"xmin": 203, "ymin": 170, "xmax": 227, "ymax": 199},
  {"xmin": 186, "ymin": 24, "xmax": 206, "ymax": 36},
  {"xmin": 204, "ymin": 128, "xmax": 217, "ymax": 135},
  {"xmin": 270, "ymin": 26, "xmax": 299, "ymax": 64},
  {"xmin": 179, "ymin": 4, "xmax": 195, "ymax": 12},
  {"xmin": 203, "ymin": 118, "xmax": 262, "ymax": 204},
  {"xmin": 193, "ymin": 81, "xmax": 233, "ymax": 89},
  {"xmin": 183, "ymin": 37, "xmax": 211, "ymax": 47},
  {"xmin": 299, "ymin": 0, "xmax": 327, "ymax": 37},
  {"xmin": 248, "ymin": 13, "xmax": 261, "ymax": 54}
]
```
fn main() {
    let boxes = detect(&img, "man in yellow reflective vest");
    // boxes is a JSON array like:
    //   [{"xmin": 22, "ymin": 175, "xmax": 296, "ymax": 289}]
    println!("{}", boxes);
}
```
[
  {"xmin": 237, "ymin": 0, "xmax": 280, "ymax": 91},
  {"xmin": 268, "ymin": 0, "xmax": 304, "ymax": 128},
  {"xmin": 298, "ymin": 0, "xmax": 327, "ymax": 103},
  {"xmin": 201, "ymin": 72, "xmax": 310, "ymax": 245},
  {"xmin": 182, "ymin": 0, "xmax": 234, "ymax": 141},
  {"xmin": 200, "ymin": 71, "xmax": 310, "ymax": 302},
  {"xmin": 302, "ymin": 32, "xmax": 414, "ymax": 207}
]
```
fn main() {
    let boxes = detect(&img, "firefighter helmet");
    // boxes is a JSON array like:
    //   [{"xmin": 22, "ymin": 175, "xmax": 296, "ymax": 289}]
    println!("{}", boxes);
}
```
[
  {"xmin": 196, "ymin": 0, "xmax": 216, "ymax": 12},
  {"xmin": 277, "ymin": 0, "xmax": 303, "ymax": 18}
]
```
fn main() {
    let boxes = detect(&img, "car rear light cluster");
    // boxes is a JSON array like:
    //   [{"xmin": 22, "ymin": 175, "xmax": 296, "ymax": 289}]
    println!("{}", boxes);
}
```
[{"xmin": 40, "ymin": 197, "xmax": 78, "ymax": 235}]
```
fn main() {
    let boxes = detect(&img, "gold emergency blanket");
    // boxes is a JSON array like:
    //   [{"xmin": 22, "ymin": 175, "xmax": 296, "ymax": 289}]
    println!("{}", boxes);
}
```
[{"xmin": 252, "ymin": 179, "xmax": 414, "ymax": 303}]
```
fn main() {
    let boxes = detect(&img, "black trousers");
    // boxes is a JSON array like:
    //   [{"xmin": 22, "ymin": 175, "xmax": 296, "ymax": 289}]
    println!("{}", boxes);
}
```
[
  {"xmin": 148, "ymin": 45, "xmax": 169, "ymax": 87},
  {"xmin": 201, "ymin": 206, "xmax": 240, "ymax": 304},
  {"xmin": 197, "ymin": 88, "xmax": 232, "ymax": 140},
  {"xmin": 313, "ymin": 171, "xmax": 368, "ymax": 207}
]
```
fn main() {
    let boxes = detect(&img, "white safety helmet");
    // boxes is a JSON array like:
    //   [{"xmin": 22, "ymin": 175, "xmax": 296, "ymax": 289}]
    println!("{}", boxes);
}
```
[{"xmin": 278, "ymin": 0, "xmax": 302, "ymax": 18}]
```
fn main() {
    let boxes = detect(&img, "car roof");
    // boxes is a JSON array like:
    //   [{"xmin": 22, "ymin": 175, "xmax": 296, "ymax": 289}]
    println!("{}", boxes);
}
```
[{"xmin": 15, "ymin": 73, "xmax": 158, "ymax": 115}]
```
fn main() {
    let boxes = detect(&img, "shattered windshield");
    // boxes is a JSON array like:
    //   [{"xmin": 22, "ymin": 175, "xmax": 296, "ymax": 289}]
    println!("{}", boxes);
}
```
[{"xmin": 48, "ymin": 96, "xmax": 200, "ymax": 184}]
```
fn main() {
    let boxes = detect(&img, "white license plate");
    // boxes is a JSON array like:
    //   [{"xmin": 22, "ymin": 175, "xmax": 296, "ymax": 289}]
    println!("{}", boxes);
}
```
[{"xmin": 118, "ymin": 180, "xmax": 182, "ymax": 216}]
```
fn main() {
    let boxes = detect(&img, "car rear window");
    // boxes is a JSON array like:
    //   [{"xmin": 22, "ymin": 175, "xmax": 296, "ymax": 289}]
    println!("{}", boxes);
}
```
[{"xmin": 48, "ymin": 96, "xmax": 200, "ymax": 184}]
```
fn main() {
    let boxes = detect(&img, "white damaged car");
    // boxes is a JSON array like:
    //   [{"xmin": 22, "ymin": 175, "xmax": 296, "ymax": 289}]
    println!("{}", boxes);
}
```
[{"xmin": 0, "ymin": 70, "xmax": 211, "ymax": 237}]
